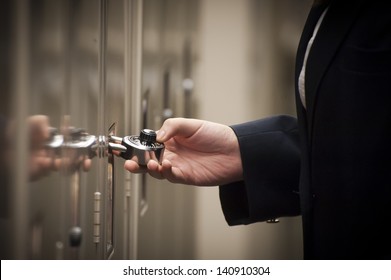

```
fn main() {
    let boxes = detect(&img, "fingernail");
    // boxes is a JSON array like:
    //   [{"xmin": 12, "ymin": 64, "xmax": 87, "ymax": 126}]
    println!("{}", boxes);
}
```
[{"xmin": 157, "ymin": 130, "xmax": 165, "ymax": 140}]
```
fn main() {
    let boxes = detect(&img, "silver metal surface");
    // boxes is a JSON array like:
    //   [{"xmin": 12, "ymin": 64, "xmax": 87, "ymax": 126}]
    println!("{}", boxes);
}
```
[{"xmin": 121, "ymin": 134, "xmax": 165, "ymax": 166}]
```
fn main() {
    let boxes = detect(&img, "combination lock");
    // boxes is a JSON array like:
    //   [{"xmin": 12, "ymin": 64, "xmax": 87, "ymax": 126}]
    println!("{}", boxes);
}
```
[{"xmin": 110, "ymin": 129, "xmax": 165, "ymax": 166}]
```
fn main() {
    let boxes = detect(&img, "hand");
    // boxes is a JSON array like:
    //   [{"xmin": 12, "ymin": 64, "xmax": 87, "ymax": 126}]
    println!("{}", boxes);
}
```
[
  {"xmin": 7, "ymin": 115, "xmax": 92, "ymax": 181},
  {"xmin": 27, "ymin": 115, "xmax": 92, "ymax": 180},
  {"xmin": 124, "ymin": 118, "xmax": 243, "ymax": 186},
  {"xmin": 27, "ymin": 115, "xmax": 53, "ymax": 181}
]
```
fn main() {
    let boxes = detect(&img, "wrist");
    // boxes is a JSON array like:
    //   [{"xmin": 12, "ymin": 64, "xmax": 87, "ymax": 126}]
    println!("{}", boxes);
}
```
[{"xmin": 225, "ymin": 125, "xmax": 243, "ymax": 182}]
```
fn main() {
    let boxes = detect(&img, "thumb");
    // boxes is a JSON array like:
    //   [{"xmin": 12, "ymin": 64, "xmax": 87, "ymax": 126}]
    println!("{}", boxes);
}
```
[{"xmin": 156, "ymin": 118, "xmax": 203, "ymax": 142}]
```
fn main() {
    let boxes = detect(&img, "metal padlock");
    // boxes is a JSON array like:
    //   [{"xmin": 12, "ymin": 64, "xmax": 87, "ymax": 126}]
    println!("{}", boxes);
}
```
[{"xmin": 109, "ymin": 129, "xmax": 165, "ymax": 166}]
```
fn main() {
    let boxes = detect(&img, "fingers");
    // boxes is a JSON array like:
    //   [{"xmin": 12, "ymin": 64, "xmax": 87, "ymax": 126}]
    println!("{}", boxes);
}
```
[
  {"xmin": 124, "ymin": 160, "xmax": 146, "ymax": 174},
  {"xmin": 147, "ymin": 159, "xmax": 181, "ymax": 183},
  {"xmin": 156, "ymin": 118, "xmax": 203, "ymax": 142},
  {"xmin": 124, "ymin": 159, "xmax": 178, "ymax": 182},
  {"xmin": 124, "ymin": 159, "xmax": 165, "ymax": 178},
  {"xmin": 124, "ymin": 160, "xmax": 156, "ymax": 175},
  {"xmin": 146, "ymin": 160, "xmax": 166, "ymax": 180},
  {"xmin": 28, "ymin": 115, "xmax": 50, "ymax": 149},
  {"xmin": 147, "ymin": 159, "xmax": 182, "ymax": 183},
  {"xmin": 82, "ymin": 158, "xmax": 92, "ymax": 172},
  {"xmin": 159, "ymin": 159, "xmax": 179, "ymax": 183},
  {"xmin": 29, "ymin": 155, "xmax": 52, "ymax": 181}
]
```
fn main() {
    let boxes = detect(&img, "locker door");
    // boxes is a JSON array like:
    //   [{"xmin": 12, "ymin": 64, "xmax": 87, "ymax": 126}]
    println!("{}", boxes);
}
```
[
  {"xmin": 1, "ymin": 0, "xmax": 200, "ymax": 260},
  {"xmin": 0, "ymin": 0, "xmax": 143, "ymax": 260},
  {"xmin": 3, "ymin": 0, "xmax": 81, "ymax": 259}
]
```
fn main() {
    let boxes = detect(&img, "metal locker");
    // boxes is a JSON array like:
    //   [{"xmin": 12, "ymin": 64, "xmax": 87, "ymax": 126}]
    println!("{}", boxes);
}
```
[
  {"xmin": 0, "ymin": 0, "xmax": 200, "ymax": 260},
  {"xmin": 0, "ymin": 0, "xmax": 145, "ymax": 260}
]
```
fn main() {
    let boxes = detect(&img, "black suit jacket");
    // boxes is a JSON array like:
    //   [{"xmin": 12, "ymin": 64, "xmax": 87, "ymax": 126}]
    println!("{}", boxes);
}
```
[{"xmin": 219, "ymin": 0, "xmax": 391, "ymax": 259}]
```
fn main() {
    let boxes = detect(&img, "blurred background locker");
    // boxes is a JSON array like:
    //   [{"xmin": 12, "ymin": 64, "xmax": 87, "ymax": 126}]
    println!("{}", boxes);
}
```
[{"xmin": 0, "ymin": 0, "xmax": 311, "ymax": 260}]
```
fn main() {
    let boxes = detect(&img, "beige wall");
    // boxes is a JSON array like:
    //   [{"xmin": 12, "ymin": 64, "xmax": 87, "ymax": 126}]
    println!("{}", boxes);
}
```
[{"xmin": 192, "ymin": 0, "xmax": 312, "ymax": 259}]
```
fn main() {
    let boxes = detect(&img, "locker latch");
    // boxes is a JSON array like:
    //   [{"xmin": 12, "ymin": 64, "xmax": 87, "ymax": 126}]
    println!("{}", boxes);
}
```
[{"xmin": 47, "ymin": 127, "xmax": 126, "ymax": 160}]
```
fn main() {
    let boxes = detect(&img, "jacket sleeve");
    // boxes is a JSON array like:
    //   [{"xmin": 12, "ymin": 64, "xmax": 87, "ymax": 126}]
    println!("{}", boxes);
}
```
[{"xmin": 219, "ymin": 115, "xmax": 301, "ymax": 225}]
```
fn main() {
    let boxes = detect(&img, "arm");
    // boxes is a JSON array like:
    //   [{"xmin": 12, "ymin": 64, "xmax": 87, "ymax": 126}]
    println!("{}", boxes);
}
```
[
  {"xmin": 220, "ymin": 115, "xmax": 301, "ymax": 225},
  {"xmin": 124, "ymin": 115, "xmax": 302, "ymax": 225}
]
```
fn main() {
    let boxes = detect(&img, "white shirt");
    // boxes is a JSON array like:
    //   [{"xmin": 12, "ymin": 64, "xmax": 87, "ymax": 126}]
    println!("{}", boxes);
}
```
[{"xmin": 298, "ymin": 8, "xmax": 329, "ymax": 109}]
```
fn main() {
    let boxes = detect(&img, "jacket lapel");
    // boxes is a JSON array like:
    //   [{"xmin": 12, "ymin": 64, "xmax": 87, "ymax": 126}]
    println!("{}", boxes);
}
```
[{"xmin": 305, "ymin": 0, "xmax": 365, "ymax": 136}]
